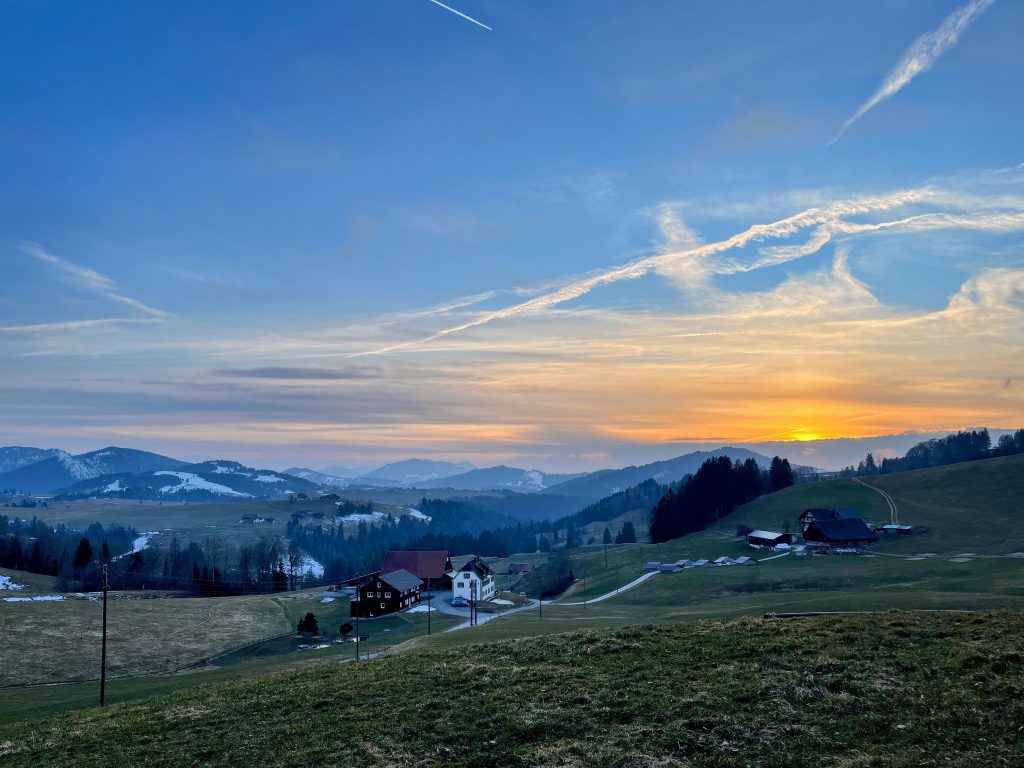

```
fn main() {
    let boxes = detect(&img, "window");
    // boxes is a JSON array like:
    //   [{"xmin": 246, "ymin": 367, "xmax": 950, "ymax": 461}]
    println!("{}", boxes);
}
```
[
  {"xmin": 457, "ymin": 582, "xmax": 464, "ymax": 588},
  {"xmin": 376, "ymin": 591, "xmax": 381, "ymax": 598},
  {"xmin": 380, "ymin": 603, "xmax": 385, "ymax": 609},
  {"xmin": 385, "ymin": 592, "xmax": 391, "ymax": 598}
]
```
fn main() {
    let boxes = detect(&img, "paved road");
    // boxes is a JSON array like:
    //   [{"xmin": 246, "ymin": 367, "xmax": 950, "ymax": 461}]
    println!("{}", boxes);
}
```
[{"xmin": 548, "ymin": 570, "xmax": 660, "ymax": 607}]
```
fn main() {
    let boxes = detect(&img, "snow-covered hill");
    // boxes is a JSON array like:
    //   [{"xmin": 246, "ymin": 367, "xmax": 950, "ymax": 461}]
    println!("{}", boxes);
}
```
[
  {"xmin": 56, "ymin": 460, "xmax": 320, "ymax": 501},
  {"xmin": 0, "ymin": 447, "xmax": 185, "ymax": 494}
]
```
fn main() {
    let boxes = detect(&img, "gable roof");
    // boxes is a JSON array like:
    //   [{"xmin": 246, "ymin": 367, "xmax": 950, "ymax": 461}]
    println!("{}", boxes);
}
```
[
  {"xmin": 748, "ymin": 530, "xmax": 785, "ymax": 540},
  {"xmin": 808, "ymin": 518, "xmax": 878, "ymax": 542},
  {"xmin": 802, "ymin": 507, "xmax": 863, "ymax": 523},
  {"xmin": 381, "ymin": 550, "xmax": 451, "ymax": 580},
  {"xmin": 457, "ymin": 557, "xmax": 494, "ymax": 578},
  {"xmin": 380, "ymin": 568, "xmax": 423, "ymax": 592}
]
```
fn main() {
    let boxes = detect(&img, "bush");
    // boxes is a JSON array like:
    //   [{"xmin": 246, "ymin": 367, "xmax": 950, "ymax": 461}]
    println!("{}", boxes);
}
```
[{"xmin": 297, "ymin": 612, "xmax": 319, "ymax": 635}]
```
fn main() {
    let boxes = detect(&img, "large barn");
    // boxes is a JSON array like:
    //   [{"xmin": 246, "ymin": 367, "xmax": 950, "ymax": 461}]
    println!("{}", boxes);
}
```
[
  {"xmin": 380, "ymin": 550, "xmax": 453, "ymax": 590},
  {"xmin": 802, "ymin": 518, "xmax": 879, "ymax": 548}
]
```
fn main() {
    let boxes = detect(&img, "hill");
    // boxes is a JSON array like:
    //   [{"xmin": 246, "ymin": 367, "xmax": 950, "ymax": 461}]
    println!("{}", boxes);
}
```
[
  {"xmin": 408, "ymin": 464, "xmax": 584, "ymax": 492},
  {"xmin": 0, "ymin": 612, "xmax": 1020, "ymax": 767},
  {"xmin": 55, "ymin": 460, "xmax": 320, "ymax": 501},
  {"xmin": 0, "ymin": 447, "xmax": 63, "ymax": 476},
  {"xmin": 546, "ymin": 447, "xmax": 775, "ymax": 501},
  {"xmin": 712, "ymin": 453, "xmax": 1024, "ymax": 550},
  {"xmin": 0, "ymin": 447, "xmax": 185, "ymax": 494},
  {"xmin": 355, "ymin": 458, "xmax": 475, "ymax": 486}
]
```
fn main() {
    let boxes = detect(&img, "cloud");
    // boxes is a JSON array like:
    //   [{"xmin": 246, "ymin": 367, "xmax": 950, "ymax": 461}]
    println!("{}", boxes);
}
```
[
  {"xmin": 829, "ymin": 0, "xmax": 996, "ymax": 145},
  {"xmin": 212, "ymin": 366, "xmax": 380, "ymax": 380},
  {"xmin": 21, "ymin": 242, "xmax": 172, "ymax": 320},
  {"xmin": 0, "ymin": 318, "xmax": 157, "ymax": 333}
]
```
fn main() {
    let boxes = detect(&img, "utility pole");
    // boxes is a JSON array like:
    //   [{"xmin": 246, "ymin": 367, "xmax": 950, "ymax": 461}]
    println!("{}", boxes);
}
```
[
  {"xmin": 470, "ymin": 580, "xmax": 477, "ymax": 627},
  {"xmin": 100, "ymin": 564, "xmax": 109, "ymax": 706},
  {"xmin": 427, "ymin": 590, "xmax": 432, "ymax": 635},
  {"xmin": 355, "ymin": 588, "xmax": 361, "ymax": 661}
]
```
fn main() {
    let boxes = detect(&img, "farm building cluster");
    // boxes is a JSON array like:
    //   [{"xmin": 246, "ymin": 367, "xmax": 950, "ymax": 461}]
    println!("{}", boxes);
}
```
[
  {"xmin": 348, "ymin": 550, "xmax": 501, "ymax": 619},
  {"xmin": 743, "ymin": 506, "xmax": 920, "ymax": 555}
]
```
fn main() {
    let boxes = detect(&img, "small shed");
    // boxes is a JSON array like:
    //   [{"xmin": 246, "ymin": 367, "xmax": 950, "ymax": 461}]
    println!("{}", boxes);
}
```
[
  {"xmin": 675, "ymin": 559, "xmax": 691, "ymax": 568},
  {"xmin": 644, "ymin": 561, "xmax": 661, "ymax": 571},
  {"xmin": 747, "ymin": 530, "xmax": 791, "ymax": 548},
  {"xmin": 733, "ymin": 556, "xmax": 755, "ymax": 565},
  {"xmin": 713, "ymin": 556, "xmax": 734, "ymax": 566},
  {"xmin": 686, "ymin": 559, "xmax": 710, "ymax": 568},
  {"xmin": 657, "ymin": 563, "xmax": 680, "ymax": 573}
]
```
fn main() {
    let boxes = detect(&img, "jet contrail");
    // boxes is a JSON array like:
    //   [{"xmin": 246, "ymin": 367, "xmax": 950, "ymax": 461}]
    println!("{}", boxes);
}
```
[
  {"xmin": 828, "ymin": 0, "xmax": 996, "ymax": 146},
  {"xmin": 427, "ymin": 0, "xmax": 492, "ymax": 31}
]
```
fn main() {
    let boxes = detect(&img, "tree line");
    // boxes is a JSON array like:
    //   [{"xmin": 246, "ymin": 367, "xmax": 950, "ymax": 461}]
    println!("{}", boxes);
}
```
[
  {"xmin": 648, "ymin": 456, "xmax": 794, "ymax": 543},
  {"xmin": 837, "ymin": 429, "xmax": 1024, "ymax": 477}
]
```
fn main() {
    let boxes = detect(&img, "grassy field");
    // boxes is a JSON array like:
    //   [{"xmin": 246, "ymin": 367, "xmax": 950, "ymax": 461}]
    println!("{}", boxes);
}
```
[
  {"xmin": 1, "ymin": 611, "xmax": 1021, "ymax": 767},
  {"xmin": 0, "ymin": 568, "xmax": 58, "ymax": 596}
]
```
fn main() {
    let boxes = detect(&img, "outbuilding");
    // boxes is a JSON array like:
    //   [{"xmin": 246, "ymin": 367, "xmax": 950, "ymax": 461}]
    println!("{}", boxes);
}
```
[{"xmin": 747, "ymin": 530, "xmax": 792, "ymax": 548}]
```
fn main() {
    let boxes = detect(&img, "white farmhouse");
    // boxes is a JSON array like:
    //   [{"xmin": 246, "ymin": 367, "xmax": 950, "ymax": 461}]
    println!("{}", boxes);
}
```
[{"xmin": 451, "ymin": 556, "xmax": 496, "ymax": 602}]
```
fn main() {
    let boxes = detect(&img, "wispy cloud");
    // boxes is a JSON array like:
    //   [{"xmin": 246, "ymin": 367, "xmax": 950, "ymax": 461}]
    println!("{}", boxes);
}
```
[
  {"xmin": 212, "ymin": 366, "xmax": 380, "ymax": 381},
  {"xmin": 21, "ymin": 242, "xmax": 173, "ymax": 320},
  {"xmin": 0, "ymin": 318, "xmax": 157, "ymax": 333},
  {"xmin": 829, "ymin": 0, "xmax": 996, "ymax": 145}
]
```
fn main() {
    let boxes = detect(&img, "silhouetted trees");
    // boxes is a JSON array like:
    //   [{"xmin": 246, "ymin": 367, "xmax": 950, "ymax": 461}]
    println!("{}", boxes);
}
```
[
  {"xmin": 838, "ymin": 429, "xmax": 1023, "ymax": 477},
  {"xmin": 649, "ymin": 456, "xmax": 786, "ymax": 543},
  {"xmin": 615, "ymin": 520, "xmax": 638, "ymax": 544}
]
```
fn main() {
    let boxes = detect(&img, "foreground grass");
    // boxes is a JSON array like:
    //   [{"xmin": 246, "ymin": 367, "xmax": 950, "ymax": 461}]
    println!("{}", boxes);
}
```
[{"xmin": 1, "ymin": 611, "xmax": 1021, "ymax": 767}]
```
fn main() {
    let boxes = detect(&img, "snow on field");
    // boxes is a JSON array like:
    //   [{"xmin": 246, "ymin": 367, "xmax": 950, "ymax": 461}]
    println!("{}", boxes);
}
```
[
  {"xmin": 337, "ymin": 510, "xmax": 392, "ymax": 524},
  {"xmin": 405, "ymin": 604, "xmax": 436, "ymax": 613},
  {"xmin": 492, "ymin": 598, "xmax": 514, "ymax": 606},
  {"xmin": 320, "ymin": 596, "xmax": 335, "ymax": 603},
  {"xmin": 114, "ymin": 531, "xmax": 160, "ymax": 561},
  {"xmin": 255, "ymin": 475, "xmax": 283, "ymax": 483},
  {"xmin": 154, "ymin": 471, "xmax": 252, "ymax": 497},
  {"xmin": 406, "ymin": 508, "xmax": 431, "ymax": 522},
  {"xmin": 0, "ymin": 575, "xmax": 25, "ymax": 591},
  {"xmin": 3, "ymin": 595, "xmax": 64, "ymax": 602},
  {"xmin": 299, "ymin": 553, "xmax": 325, "ymax": 578},
  {"xmin": 105, "ymin": 479, "xmax": 124, "ymax": 492}
]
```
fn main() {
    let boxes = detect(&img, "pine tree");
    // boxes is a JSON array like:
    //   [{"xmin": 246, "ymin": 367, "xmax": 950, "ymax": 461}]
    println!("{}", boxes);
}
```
[
  {"xmin": 73, "ymin": 538, "xmax": 93, "ymax": 571},
  {"xmin": 602, "ymin": 527, "xmax": 612, "ymax": 545}
]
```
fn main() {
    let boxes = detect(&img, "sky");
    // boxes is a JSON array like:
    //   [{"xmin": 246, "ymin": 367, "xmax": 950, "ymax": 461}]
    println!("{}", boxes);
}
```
[{"xmin": 1, "ymin": 0, "xmax": 1022, "ymax": 472}]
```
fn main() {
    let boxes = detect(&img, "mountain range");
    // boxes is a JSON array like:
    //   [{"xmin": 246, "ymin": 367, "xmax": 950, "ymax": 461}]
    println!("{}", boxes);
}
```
[{"xmin": 1, "ymin": 444, "xmax": 782, "ymax": 502}]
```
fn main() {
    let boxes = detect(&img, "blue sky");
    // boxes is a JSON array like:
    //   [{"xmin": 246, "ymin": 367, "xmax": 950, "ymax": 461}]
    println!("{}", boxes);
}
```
[{"xmin": 1, "ymin": 0, "xmax": 1022, "ymax": 471}]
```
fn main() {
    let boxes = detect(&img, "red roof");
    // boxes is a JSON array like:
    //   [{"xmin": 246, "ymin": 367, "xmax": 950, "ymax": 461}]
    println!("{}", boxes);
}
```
[{"xmin": 381, "ymin": 550, "xmax": 451, "ymax": 580}]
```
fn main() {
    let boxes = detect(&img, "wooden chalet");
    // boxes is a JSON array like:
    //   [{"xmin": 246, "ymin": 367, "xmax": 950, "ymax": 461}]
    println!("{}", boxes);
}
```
[
  {"xmin": 380, "ymin": 550, "xmax": 453, "ymax": 590},
  {"xmin": 350, "ymin": 568, "xmax": 423, "ymax": 618}
]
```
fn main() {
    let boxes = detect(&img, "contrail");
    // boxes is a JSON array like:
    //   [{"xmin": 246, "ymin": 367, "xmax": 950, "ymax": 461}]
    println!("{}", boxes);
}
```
[
  {"xmin": 828, "ymin": 0, "xmax": 995, "ymax": 146},
  {"xmin": 427, "ymin": 0, "xmax": 492, "ymax": 31}
]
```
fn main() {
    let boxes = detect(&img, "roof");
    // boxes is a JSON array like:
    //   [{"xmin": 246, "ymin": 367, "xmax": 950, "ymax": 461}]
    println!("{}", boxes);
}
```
[
  {"xmin": 657, "ymin": 563, "xmax": 679, "ymax": 572},
  {"xmin": 748, "ymin": 530, "xmax": 785, "ymax": 540},
  {"xmin": 507, "ymin": 563, "xmax": 534, "ymax": 574},
  {"xmin": 713, "ymin": 556, "xmax": 733, "ymax": 564},
  {"xmin": 688, "ymin": 559, "xmax": 710, "ymax": 567},
  {"xmin": 802, "ymin": 507, "xmax": 863, "ymax": 522},
  {"xmin": 381, "ymin": 550, "xmax": 451, "ymax": 580},
  {"xmin": 808, "ymin": 518, "xmax": 879, "ymax": 542},
  {"xmin": 457, "ymin": 557, "xmax": 494, "ymax": 578},
  {"xmin": 380, "ymin": 568, "xmax": 423, "ymax": 593},
  {"xmin": 733, "ymin": 556, "xmax": 754, "ymax": 564},
  {"xmin": 644, "ymin": 561, "xmax": 661, "ymax": 570}
]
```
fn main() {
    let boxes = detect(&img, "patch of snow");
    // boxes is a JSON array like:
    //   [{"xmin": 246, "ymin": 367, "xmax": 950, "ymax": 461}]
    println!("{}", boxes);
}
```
[
  {"xmin": 255, "ymin": 474, "xmax": 283, "ymax": 483},
  {"xmin": 405, "ymin": 604, "xmax": 436, "ymax": 613},
  {"xmin": 3, "ymin": 595, "xmax": 64, "ymax": 602},
  {"xmin": 320, "ymin": 596, "xmax": 335, "ymax": 603},
  {"xmin": 492, "ymin": 598, "xmax": 514, "ymax": 606},
  {"xmin": 406, "ymin": 508, "xmax": 431, "ymax": 522},
  {"xmin": 104, "ymin": 479, "xmax": 124, "ymax": 492},
  {"xmin": 337, "ymin": 510, "xmax": 392, "ymax": 524},
  {"xmin": 0, "ymin": 575, "xmax": 26, "ymax": 591},
  {"xmin": 210, "ymin": 464, "xmax": 234, "ymax": 474},
  {"xmin": 114, "ymin": 531, "xmax": 160, "ymax": 561},
  {"xmin": 299, "ymin": 552, "xmax": 325, "ymax": 578},
  {"xmin": 153, "ymin": 471, "xmax": 251, "ymax": 497}
]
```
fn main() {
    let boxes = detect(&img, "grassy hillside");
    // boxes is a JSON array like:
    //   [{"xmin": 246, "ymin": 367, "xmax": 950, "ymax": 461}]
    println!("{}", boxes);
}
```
[{"xmin": 1, "ymin": 612, "xmax": 1021, "ymax": 767}]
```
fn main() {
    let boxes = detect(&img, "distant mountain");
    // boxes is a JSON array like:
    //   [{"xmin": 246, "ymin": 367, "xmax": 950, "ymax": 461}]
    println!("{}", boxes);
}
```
[
  {"xmin": 545, "ymin": 447, "xmax": 775, "ymax": 501},
  {"xmin": 0, "ymin": 446, "xmax": 63, "ymax": 476},
  {"xmin": 0, "ymin": 447, "xmax": 185, "ymax": 494},
  {"xmin": 285, "ymin": 467, "xmax": 355, "ymax": 488},
  {"xmin": 407, "ymin": 465, "xmax": 585, "ymax": 492},
  {"xmin": 318, "ymin": 465, "xmax": 374, "ymax": 478},
  {"xmin": 57, "ymin": 460, "xmax": 320, "ymax": 501},
  {"xmin": 353, "ymin": 459, "xmax": 476, "ymax": 487}
]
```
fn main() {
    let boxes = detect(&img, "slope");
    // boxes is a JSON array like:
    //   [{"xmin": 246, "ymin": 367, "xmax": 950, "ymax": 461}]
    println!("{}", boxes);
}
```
[
  {"xmin": 0, "ymin": 447, "xmax": 185, "ymax": 494},
  {"xmin": 0, "ymin": 612, "xmax": 1020, "ymax": 767}
]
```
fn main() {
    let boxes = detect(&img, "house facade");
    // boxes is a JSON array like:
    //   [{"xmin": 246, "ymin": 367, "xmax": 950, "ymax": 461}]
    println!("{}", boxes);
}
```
[
  {"xmin": 350, "ymin": 568, "xmax": 423, "ymax": 618},
  {"xmin": 451, "ymin": 556, "xmax": 496, "ymax": 602}
]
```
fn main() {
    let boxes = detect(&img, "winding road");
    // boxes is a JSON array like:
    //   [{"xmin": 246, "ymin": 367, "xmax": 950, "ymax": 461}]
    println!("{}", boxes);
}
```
[{"xmin": 853, "ymin": 477, "xmax": 899, "ymax": 524}]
